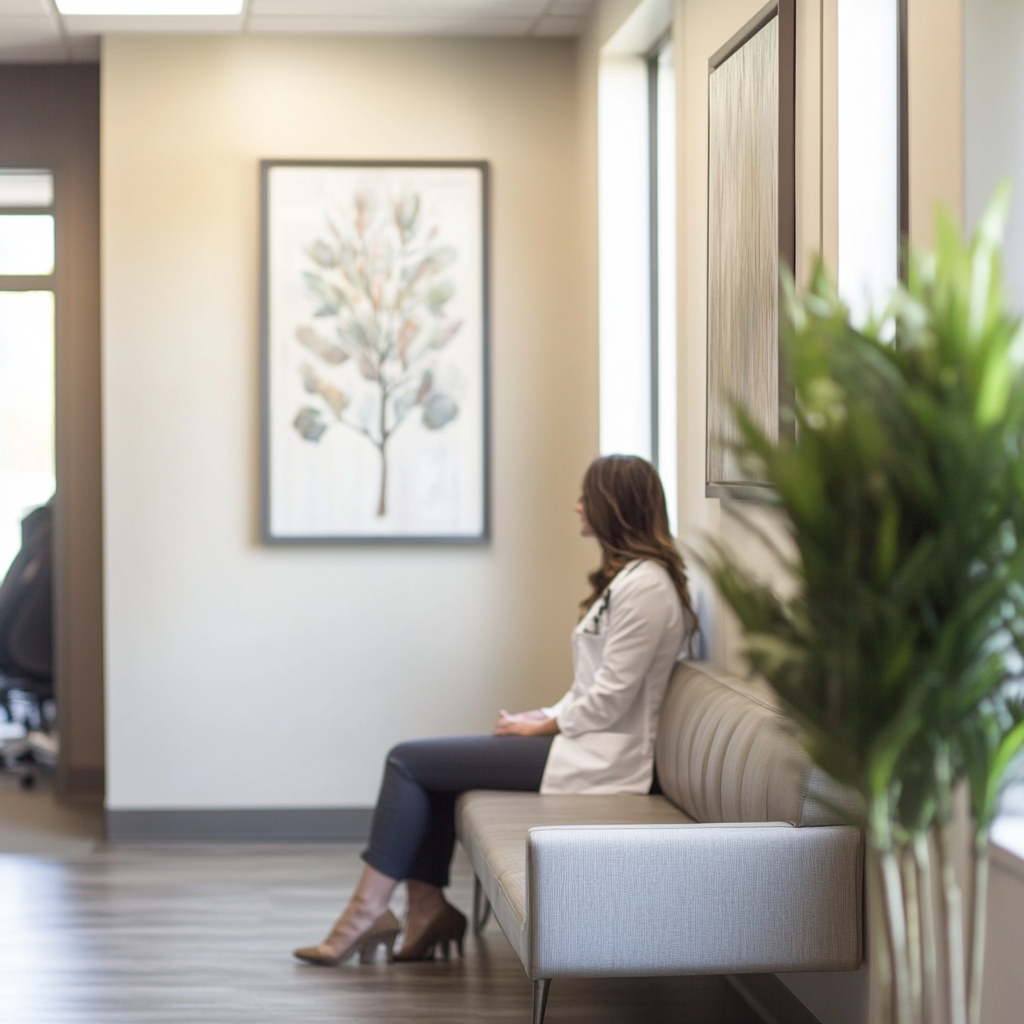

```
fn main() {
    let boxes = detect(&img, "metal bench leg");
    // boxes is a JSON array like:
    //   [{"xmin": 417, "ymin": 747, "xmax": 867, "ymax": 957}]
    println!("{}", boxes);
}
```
[
  {"xmin": 532, "ymin": 979, "xmax": 551, "ymax": 1024},
  {"xmin": 472, "ymin": 874, "xmax": 492, "ymax": 935}
]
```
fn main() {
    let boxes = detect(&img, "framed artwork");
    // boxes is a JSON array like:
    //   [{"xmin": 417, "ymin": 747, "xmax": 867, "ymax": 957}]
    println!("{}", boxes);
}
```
[
  {"xmin": 260, "ymin": 160, "xmax": 489, "ymax": 543},
  {"xmin": 705, "ymin": 0, "xmax": 795, "ymax": 499}
]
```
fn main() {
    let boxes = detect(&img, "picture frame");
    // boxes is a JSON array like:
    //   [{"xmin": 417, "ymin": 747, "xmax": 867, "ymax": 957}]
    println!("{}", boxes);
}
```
[
  {"xmin": 260, "ymin": 159, "xmax": 490, "ymax": 543},
  {"xmin": 705, "ymin": 0, "xmax": 795, "ymax": 500}
]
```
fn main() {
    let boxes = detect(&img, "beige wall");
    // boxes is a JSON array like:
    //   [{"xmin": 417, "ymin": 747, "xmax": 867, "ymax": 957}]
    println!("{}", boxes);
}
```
[
  {"xmin": 908, "ymin": 0, "xmax": 965, "ymax": 242},
  {"xmin": 101, "ymin": 34, "xmax": 595, "ymax": 808}
]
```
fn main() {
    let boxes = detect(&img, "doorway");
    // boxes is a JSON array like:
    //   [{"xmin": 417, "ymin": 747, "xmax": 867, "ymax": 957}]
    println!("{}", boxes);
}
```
[{"xmin": 0, "ymin": 65, "xmax": 102, "ymax": 819}]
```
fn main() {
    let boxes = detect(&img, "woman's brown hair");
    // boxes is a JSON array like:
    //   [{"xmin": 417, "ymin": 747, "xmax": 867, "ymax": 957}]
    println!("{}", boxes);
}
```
[{"xmin": 580, "ymin": 455, "xmax": 699, "ymax": 647}]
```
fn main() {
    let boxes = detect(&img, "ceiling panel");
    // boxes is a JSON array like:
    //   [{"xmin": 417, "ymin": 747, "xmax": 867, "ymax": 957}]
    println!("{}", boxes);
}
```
[
  {"xmin": 548, "ymin": 0, "xmax": 590, "ymax": 13},
  {"xmin": 251, "ymin": 0, "xmax": 550, "ymax": 14},
  {"xmin": 62, "ymin": 11, "xmax": 242, "ymax": 31},
  {"xmin": 247, "ymin": 14, "xmax": 536, "ymax": 34},
  {"xmin": 534, "ymin": 14, "xmax": 584, "ymax": 35},
  {"xmin": 0, "ymin": 0, "xmax": 51, "ymax": 13},
  {"xmin": 5, "ymin": 0, "xmax": 595, "ymax": 59},
  {"xmin": 0, "ymin": 17, "xmax": 65, "ymax": 59}
]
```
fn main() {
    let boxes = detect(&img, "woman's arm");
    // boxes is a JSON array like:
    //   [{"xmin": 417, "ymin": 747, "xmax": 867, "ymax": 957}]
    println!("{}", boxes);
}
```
[{"xmin": 492, "ymin": 710, "xmax": 561, "ymax": 737}]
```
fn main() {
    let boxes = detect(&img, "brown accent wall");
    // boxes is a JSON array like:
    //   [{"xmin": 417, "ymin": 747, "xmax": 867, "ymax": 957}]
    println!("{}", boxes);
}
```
[{"xmin": 0, "ymin": 64, "xmax": 103, "ymax": 801}]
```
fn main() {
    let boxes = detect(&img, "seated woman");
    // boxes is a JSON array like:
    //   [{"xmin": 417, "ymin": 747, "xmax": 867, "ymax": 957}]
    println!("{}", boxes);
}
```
[{"xmin": 294, "ymin": 454, "xmax": 698, "ymax": 966}]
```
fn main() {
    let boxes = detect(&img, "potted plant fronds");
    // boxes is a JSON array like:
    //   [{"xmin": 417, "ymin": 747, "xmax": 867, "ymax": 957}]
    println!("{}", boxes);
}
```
[{"xmin": 709, "ymin": 187, "xmax": 1024, "ymax": 1024}]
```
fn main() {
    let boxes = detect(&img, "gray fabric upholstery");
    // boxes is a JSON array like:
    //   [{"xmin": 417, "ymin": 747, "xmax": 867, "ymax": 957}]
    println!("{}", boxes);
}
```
[
  {"xmin": 526, "ymin": 822, "xmax": 864, "ymax": 978},
  {"xmin": 456, "ymin": 792, "xmax": 692, "ymax": 961},
  {"xmin": 454, "ymin": 662, "xmax": 864, "ymax": 981}
]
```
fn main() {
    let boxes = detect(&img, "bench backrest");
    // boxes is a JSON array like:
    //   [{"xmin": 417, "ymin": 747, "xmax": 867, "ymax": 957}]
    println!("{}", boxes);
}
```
[{"xmin": 654, "ymin": 661, "xmax": 854, "ymax": 826}]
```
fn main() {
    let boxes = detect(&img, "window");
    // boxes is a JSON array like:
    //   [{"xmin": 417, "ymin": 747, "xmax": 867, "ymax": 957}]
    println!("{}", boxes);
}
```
[
  {"xmin": 649, "ymin": 37, "xmax": 677, "ymax": 529},
  {"xmin": 837, "ymin": 0, "xmax": 899, "ymax": 324},
  {"xmin": 597, "ymin": 34, "xmax": 678, "ymax": 530},
  {"xmin": 0, "ymin": 170, "xmax": 56, "ymax": 576}
]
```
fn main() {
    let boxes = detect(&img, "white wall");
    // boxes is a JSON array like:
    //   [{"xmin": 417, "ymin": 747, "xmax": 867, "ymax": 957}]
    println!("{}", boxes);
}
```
[
  {"xmin": 965, "ymin": 0, "xmax": 1024, "ymax": 306},
  {"xmin": 102, "ymin": 34, "xmax": 595, "ymax": 809}
]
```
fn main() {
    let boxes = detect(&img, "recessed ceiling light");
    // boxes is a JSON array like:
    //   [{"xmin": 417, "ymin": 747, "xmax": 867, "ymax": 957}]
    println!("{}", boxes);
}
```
[{"xmin": 56, "ymin": 0, "xmax": 242, "ymax": 14}]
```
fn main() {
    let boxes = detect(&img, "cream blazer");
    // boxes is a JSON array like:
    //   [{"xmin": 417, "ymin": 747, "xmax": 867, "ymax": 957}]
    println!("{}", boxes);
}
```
[{"xmin": 539, "ymin": 559, "xmax": 687, "ymax": 795}]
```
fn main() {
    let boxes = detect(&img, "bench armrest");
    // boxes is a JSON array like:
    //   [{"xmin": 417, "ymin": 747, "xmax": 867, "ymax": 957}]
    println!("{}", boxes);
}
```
[{"xmin": 525, "ymin": 822, "xmax": 862, "ymax": 979}]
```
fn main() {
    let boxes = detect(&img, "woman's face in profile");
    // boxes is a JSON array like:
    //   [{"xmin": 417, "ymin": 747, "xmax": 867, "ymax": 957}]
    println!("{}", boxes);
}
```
[{"xmin": 575, "ymin": 496, "xmax": 595, "ymax": 538}]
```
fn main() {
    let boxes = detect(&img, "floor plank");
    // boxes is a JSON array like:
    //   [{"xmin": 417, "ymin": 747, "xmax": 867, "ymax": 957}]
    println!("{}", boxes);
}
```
[{"xmin": 0, "ymin": 841, "xmax": 764, "ymax": 1024}]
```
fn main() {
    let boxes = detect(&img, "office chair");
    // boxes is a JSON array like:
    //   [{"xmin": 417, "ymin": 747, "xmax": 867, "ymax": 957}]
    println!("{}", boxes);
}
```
[{"xmin": 0, "ymin": 501, "xmax": 56, "ymax": 789}]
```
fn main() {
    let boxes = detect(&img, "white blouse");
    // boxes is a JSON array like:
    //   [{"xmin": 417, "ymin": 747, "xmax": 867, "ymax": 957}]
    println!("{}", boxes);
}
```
[{"xmin": 539, "ymin": 559, "xmax": 688, "ymax": 795}]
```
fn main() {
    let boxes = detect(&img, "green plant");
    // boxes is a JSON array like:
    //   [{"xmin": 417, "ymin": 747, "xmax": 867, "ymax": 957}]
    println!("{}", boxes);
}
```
[{"xmin": 710, "ymin": 187, "xmax": 1024, "ymax": 1024}]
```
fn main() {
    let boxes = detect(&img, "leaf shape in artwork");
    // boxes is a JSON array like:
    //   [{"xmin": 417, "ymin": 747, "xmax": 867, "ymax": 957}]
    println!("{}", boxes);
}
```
[
  {"xmin": 393, "ymin": 387, "xmax": 420, "ymax": 422},
  {"xmin": 394, "ymin": 193, "xmax": 420, "ymax": 240},
  {"xmin": 316, "ymin": 380, "xmax": 349, "ymax": 418},
  {"xmin": 422, "ymin": 392, "xmax": 459, "ymax": 430},
  {"xmin": 358, "ymin": 352, "xmax": 379, "ymax": 382},
  {"xmin": 294, "ymin": 406, "xmax": 328, "ymax": 442},
  {"xmin": 306, "ymin": 240, "xmax": 337, "ymax": 268},
  {"xmin": 416, "ymin": 368, "xmax": 434, "ymax": 403},
  {"xmin": 349, "ymin": 318, "xmax": 379, "ymax": 351},
  {"xmin": 427, "ymin": 280, "xmax": 455, "ymax": 316},
  {"xmin": 430, "ymin": 319, "xmax": 463, "ymax": 350},
  {"xmin": 354, "ymin": 190, "xmax": 377, "ymax": 238},
  {"xmin": 303, "ymin": 272, "xmax": 344, "ymax": 315},
  {"xmin": 431, "ymin": 246, "xmax": 458, "ymax": 269},
  {"xmin": 395, "ymin": 319, "xmax": 420, "ymax": 367},
  {"xmin": 296, "ymin": 325, "xmax": 349, "ymax": 364},
  {"xmin": 302, "ymin": 364, "xmax": 349, "ymax": 418}
]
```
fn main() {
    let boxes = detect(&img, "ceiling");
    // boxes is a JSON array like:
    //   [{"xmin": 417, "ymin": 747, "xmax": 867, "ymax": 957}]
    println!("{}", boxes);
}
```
[{"xmin": 0, "ymin": 0, "xmax": 595, "ymax": 62}]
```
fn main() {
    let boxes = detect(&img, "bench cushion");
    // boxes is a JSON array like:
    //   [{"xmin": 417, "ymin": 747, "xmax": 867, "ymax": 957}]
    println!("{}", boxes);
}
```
[{"xmin": 456, "ymin": 792, "xmax": 692, "ymax": 960}]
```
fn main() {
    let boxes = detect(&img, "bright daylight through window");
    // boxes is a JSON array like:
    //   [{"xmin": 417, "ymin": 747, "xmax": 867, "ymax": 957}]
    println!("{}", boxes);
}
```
[
  {"xmin": 0, "ymin": 170, "xmax": 56, "ymax": 578},
  {"xmin": 597, "ymin": 34, "xmax": 677, "ymax": 530}
]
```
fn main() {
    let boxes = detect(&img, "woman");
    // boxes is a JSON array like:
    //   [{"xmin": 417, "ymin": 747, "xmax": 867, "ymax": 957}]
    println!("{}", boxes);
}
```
[{"xmin": 294, "ymin": 455, "xmax": 698, "ymax": 966}]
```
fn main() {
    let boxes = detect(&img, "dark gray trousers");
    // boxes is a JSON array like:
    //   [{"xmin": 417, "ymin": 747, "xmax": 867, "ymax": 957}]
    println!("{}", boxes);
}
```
[{"xmin": 361, "ymin": 734, "xmax": 553, "ymax": 887}]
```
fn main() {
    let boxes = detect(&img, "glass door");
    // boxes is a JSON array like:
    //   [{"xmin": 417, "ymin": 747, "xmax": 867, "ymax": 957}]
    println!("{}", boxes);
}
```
[{"xmin": 0, "ymin": 170, "xmax": 56, "ymax": 577}]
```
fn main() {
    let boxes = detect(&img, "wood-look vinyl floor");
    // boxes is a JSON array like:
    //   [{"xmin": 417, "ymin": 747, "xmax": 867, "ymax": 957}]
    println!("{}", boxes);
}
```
[
  {"xmin": 0, "ymin": 841, "xmax": 764, "ymax": 1024},
  {"xmin": 0, "ymin": 773, "xmax": 101, "ymax": 858}
]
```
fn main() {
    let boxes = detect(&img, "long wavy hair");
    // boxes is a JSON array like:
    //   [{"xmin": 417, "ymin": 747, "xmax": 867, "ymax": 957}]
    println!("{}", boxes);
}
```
[{"xmin": 579, "ymin": 455, "xmax": 699, "ymax": 649}]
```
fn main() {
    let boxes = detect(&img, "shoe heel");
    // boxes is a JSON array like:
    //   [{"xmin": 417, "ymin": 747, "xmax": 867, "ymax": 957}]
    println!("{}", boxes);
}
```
[{"xmin": 358, "ymin": 941, "xmax": 379, "ymax": 965}]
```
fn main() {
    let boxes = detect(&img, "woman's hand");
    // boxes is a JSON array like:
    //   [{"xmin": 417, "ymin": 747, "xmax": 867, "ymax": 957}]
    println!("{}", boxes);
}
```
[{"xmin": 493, "ymin": 710, "xmax": 561, "ymax": 737}]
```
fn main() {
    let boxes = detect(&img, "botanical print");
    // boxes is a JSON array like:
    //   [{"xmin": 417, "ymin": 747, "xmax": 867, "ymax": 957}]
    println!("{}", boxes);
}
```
[
  {"xmin": 264, "ymin": 163, "xmax": 486, "ymax": 541},
  {"xmin": 294, "ymin": 190, "xmax": 463, "ymax": 517}
]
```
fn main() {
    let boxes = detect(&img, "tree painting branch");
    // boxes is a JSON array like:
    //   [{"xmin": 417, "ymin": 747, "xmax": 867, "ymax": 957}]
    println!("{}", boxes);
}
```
[{"xmin": 292, "ymin": 190, "xmax": 463, "ymax": 517}]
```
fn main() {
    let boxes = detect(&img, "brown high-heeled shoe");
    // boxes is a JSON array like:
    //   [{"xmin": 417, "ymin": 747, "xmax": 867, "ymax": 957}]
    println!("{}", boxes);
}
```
[
  {"xmin": 393, "ymin": 901, "xmax": 467, "ymax": 961},
  {"xmin": 293, "ymin": 909, "xmax": 401, "ymax": 966}
]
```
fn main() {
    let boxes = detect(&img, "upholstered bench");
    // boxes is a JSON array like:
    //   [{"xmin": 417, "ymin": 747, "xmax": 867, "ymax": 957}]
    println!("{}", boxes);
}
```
[{"xmin": 455, "ymin": 661, "xmax": 863, "ymax": 1024}]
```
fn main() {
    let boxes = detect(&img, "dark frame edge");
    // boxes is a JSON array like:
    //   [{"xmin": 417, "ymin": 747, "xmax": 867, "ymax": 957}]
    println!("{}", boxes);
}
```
[
  {"xmin": 897, "ymin": 0, "xmax": 910, "ymax": 280},
  {"xmin": 705, "ymin": 1, "xmax": 795, "ymax": 498},
  {"xmin": 777, "ymin": 0, "xmax": 797, "ymax": 445},
  {"xmin": 257, "ymin": 159, "xmax": 492, "ymax": 546},
  {"xmin": 259, "ymin": 159, "xmax": 272, "ymax": 545}
]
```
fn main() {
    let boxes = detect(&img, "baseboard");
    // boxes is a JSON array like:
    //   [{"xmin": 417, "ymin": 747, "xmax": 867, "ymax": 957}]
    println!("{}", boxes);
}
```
[
  {"xmin": 106, "ymin": 807, "xmax": 374, "ymax": 842},
  {"xmin": 726, "ymin": 974, "xmax": 823, "ymax": 1024}
]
